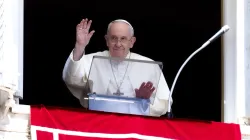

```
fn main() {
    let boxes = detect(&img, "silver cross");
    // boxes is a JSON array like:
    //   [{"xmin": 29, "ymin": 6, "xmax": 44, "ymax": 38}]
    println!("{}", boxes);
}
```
[{"xmin": 113, "ymin": 89, "xmax": 124, "ymax": 96}]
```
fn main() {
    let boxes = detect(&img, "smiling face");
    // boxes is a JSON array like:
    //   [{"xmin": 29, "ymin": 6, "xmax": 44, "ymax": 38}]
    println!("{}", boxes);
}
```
[{"xmin": 105, "ymin": 21, "xmax": 136, "ymax": 58}]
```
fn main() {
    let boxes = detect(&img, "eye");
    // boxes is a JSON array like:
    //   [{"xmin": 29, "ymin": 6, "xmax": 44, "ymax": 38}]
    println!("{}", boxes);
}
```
[
  {"xmin": 111, "ymin": 36, "xmax": 116, "ymax": 40},
  {"xmin": 121, "ymin": 37, "xmax": 127, "ymax": 41},
  {"xmin": 110, "ymin": 36, "xmax": 117, "ymax": 41}
]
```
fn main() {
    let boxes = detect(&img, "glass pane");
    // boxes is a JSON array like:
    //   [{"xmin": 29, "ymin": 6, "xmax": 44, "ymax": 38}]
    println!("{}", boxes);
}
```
[{"xmin": 84, "ymin": 56, "xmax": 164, "ymax": 116}]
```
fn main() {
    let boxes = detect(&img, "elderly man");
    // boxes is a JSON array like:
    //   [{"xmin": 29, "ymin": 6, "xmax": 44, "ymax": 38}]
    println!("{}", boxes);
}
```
[{"xmin": 62, "ymin": 18, "xmax": 172, "ymax": 117}]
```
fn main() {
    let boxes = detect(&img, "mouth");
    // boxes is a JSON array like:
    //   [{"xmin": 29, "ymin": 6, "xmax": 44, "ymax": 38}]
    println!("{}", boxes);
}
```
[{"xmin": 113, "ymin": 48, "xmax": 124, "ymax": 51}]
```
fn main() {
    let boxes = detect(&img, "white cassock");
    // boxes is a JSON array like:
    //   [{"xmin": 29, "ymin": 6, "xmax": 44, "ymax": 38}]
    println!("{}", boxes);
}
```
[{"xmin": 62, "ymin": 50, "xmax": 173, "ymax": 117}]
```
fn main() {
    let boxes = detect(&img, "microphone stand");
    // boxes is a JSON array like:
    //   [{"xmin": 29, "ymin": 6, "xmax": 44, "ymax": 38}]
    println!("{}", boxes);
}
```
[{"xmin": 166, "ymin": 25, "xmax": 230, "ymax": 118}]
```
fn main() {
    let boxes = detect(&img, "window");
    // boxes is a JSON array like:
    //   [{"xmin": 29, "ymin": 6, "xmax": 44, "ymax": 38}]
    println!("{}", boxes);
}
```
[{"xmin": 222, "ymin": 0, "xmax": 250, "ymax": 122}]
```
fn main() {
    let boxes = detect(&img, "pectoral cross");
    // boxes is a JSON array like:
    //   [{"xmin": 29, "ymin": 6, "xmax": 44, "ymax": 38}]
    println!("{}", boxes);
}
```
[{"xmin": 113, "ymin": 89, "xmax": 124, "ymax": 96}]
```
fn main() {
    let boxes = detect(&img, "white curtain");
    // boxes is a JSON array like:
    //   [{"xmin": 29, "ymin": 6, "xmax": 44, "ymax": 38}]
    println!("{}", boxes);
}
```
[{"xmin": 0, "ymin": 0, "xmax": 23, "ymax": 99}]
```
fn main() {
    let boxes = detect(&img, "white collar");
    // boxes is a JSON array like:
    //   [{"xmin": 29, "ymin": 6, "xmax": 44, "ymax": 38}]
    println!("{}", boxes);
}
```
[
  {"xmin": 107, "ymin": 51, "xmax": 131, "ymax": 59},
  {"xmin": 108, "ymin": 51, "xmax": 131, "ymax": 66}
]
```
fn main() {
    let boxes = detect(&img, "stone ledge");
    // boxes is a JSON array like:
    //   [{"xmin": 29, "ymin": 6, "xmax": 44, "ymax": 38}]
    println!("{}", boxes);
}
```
[
  {"xmin": 0, "ymin": 131, "xmax": 30, "ymax": 140},
  {"xmin": 240, "ymin": 125, "xmax": 250, "ymax": 140}
]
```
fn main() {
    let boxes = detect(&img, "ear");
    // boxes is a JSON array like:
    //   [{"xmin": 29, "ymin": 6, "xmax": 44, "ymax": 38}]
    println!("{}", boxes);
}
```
[
  {"xmin": 104, "ymin": 35, "xmax": 109, "ymax": 46},
  {"xmin": 130, "ymin": 36, "xmax": 136, "ymax": 48}
]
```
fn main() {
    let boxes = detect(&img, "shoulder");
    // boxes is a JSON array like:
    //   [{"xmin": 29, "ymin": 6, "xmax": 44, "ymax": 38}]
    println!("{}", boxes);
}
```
[
  {"xmin": 81, "ymin": 50, "xmax": 109, "ymax": 59},
  {"xmin": 130, "ymin": 52, "xmax": 154, "ymax": 61},
  {"xmin": 84, "ymin": 50, "xmax": 108, "ymax": 56}
]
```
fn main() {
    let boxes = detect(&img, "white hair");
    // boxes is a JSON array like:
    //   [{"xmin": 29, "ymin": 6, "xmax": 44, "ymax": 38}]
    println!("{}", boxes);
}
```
[{"xmin": 107, "ymin": 19, "xmax": 134, "ymax": 36}]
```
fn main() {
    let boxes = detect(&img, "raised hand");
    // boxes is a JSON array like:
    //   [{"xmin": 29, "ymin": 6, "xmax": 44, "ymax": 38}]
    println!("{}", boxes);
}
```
[
  {"xmin": 76, "ymin": 18, "xmax": 95, "ymax": 48},
  {"xmin": 73, "ymin": 18, "xmax": 95, "ymax": 61},
  {"xmin": 135, "ymin": 81, "xmax": 155, "ymax": 99}
]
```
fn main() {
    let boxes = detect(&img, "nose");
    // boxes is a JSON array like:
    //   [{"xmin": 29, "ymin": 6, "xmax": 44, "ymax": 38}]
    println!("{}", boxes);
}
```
[{"xmin": 115, "ymin": 40, "xmax": 122, "ymax": 47}]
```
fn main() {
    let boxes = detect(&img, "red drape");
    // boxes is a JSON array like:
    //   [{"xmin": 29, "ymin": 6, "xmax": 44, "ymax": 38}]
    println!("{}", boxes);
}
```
[{"xmin": 30, "ymin": 105, "xmax": 241, "ymax": 140}]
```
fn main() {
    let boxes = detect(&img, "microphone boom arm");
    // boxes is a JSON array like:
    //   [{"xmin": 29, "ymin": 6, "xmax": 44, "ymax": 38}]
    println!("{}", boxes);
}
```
[
  {"xmin": 167, "ymin": 41, "xmax": 210, "ymax": 113},
  {"xmin": 166, "ymin": 25, "xmax": 230, "ymax": 118}
]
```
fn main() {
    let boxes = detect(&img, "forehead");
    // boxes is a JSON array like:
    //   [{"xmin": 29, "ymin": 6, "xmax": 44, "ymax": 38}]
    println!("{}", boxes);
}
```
[{"xmin": 108, "ymin": 22, "xmax": 131, "ymax": 37}]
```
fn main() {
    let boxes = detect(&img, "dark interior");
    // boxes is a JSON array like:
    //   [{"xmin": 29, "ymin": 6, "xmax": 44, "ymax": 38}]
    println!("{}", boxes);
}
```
[{"xmin": 23, "ymin": 0, "xmax": 222, "ymax": 121}]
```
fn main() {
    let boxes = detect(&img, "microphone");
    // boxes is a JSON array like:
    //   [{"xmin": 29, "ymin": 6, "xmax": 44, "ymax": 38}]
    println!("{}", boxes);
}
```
[
  {"xmin": 166, "ymin": 25, "xmax": 230, "ymax": 119},
  {"xmin": 208, "ymin": 25, "xmax": 230, "ymax": 43}
]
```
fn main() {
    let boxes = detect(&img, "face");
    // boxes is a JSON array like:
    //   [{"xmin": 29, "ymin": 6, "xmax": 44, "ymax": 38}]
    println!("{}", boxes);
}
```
[{"xmin": 105, "ymin": 22, "xmax": 136, "ymax": 58}]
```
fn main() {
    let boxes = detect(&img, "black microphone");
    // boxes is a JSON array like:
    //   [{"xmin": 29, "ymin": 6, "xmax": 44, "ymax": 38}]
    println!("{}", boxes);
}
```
[{"xmin": 166, "ymin": 25, "xmax": 230, "ymax": 119}]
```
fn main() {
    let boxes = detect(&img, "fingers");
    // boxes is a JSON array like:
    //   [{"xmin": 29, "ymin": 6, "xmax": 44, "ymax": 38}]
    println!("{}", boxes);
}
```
[
  {"xmin": 145, "ymin": 85, "xmax": 154, "ymax": 99},
  {"xmin": 86, "ymin": 20, "xmax": 92, "ymax": 30},
  {"xmin": 83, "ymin": 18, "xmax": 88, "ymax": 29},
  {"xmin": 139, "ymin": 81, "xmax": 152, "ymax": 89},
  {"xmin": 150, "ymin": 87, "xmax": 155, "ymax": 93},
  {"xmin": 136, "ymin": 81, "xmax": 155, "ymax": 99},
  {"xmin": 77, "ymin": 18, "xmax": 95, "ymax": 39},
  {"xmin": 76, "ymin": 24, "xmax": 81, "ymax": 31},
  {"xmin": 145, "ymin": 81, "xmax": 153, "ymax": 88},
  {"xmin": 139, "ymin": 82, "xmax": 154, "ymax": 91},
  {"xmin": 140, "ymin": 82, "xmax": 146, "ymax": 89},
  {"xmin": 79, "ymin": 19, "xmax": 85, "ymax": 29},
  {"xmin": 88, "ymin": 30, "xmax": 95, "ymax": 39},
  {"xmin": 135, "ymin": 89, "xmax": 139, "ymax": 95},
  {"xmin": 77, "ymin": 18, "xmax": 93, "ymax": 31},
  {"xmin": 135, "ymin": 89, "xmax": 141, "ymax": 98}
]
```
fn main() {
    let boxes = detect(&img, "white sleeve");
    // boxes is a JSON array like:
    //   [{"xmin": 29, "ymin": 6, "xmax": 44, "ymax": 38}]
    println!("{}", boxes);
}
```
[
  {"xmin": 62, "ymin": 50, "xmax": 92, "ymax": 100},
  {"xmin": 149, "ymin": 73, "xmax": 173, "ymax": 116}
]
